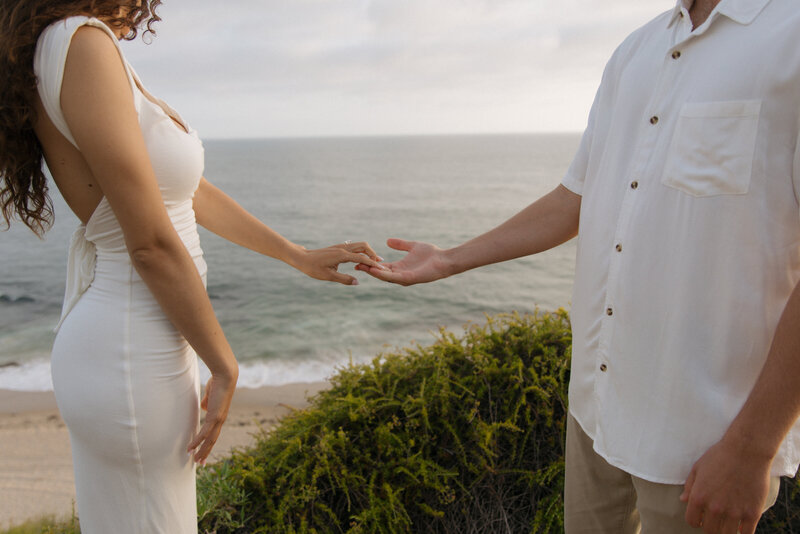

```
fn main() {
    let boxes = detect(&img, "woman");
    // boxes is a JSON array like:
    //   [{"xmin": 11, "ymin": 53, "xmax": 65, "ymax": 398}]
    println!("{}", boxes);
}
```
[{"xmin": 0, "ymin": 1, "xmax": 382, "ymax": 531}]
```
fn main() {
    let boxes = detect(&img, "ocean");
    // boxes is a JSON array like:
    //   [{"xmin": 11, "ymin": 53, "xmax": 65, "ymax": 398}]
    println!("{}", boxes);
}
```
[{"xmin": 0, "ymin": 133, "xmax": 580, "ymax": 391}]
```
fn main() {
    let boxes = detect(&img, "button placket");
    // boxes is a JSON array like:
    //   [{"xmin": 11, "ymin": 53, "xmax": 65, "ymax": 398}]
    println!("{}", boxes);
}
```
[{"xmin": 597, "ymin": 31, "xmax": 681, "ymax": 365}]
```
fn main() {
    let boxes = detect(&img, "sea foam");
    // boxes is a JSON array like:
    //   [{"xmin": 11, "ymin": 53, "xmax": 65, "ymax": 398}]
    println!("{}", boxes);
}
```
[{"xmin": 0, "ymin": 357, "xmax": 348, "ymax": 392}]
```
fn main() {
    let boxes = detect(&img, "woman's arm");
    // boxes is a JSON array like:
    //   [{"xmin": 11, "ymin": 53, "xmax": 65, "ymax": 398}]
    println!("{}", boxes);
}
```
[
  {"xmin": 61, "ymin": 26, "xmax": 236, "ymax": 464},
  {"xmin": 193, "ymin": 177, "xmax": 384, "ymax": 285}
]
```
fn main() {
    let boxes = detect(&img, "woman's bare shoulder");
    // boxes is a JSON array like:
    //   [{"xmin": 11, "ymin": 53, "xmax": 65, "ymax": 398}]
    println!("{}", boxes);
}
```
[{"xmin": 67, "ymin": 23, "xmax": 120, "ymax": 63}]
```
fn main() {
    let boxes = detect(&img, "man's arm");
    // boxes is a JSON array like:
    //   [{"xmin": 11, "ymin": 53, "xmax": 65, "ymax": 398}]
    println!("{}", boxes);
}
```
[
  {"xmin": 681, "ymin": 279, "xmax": 800, "ymax": 534},
  {"xmin": 357, "ymin": 184, "xmax": 581, "ymax": 285}
]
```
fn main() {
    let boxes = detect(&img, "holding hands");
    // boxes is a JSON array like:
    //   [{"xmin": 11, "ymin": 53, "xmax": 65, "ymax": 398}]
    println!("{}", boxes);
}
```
[
  {"xmin": 355, "ymin": 238, "xmax": 452, "ymax": 286},
  {"xmin": 295, "ymin": 240, "xmax": 386, "ymax": 286}
]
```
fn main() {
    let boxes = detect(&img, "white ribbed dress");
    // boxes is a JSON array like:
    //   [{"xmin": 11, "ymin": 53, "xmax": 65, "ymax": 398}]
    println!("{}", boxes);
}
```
[{"xmin": 35, "ymin": 16, "xmax": 206, "ymax": 533}]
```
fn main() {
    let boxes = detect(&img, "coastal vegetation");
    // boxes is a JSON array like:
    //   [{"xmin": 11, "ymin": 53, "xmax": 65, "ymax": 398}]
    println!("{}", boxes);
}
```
[
  {"xmin": 197, "ymin": 310, "xmax": 571, "ymax": 533},
  {"xmin": 1, "ymin": 509, "xmax": 79, "ymax": 534},
  {"xmin": 6, "ymin": 310, "xmax": 800, "ymax": 533}
]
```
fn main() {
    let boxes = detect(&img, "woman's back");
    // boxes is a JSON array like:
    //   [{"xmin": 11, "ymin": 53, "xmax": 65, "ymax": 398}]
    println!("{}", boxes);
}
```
[{"xmin": 35, "ymin": 16, "xmax": 207, "ymax": 327}]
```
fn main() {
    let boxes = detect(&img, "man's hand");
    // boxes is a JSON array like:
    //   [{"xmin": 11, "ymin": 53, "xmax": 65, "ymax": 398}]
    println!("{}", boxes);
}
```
[
  {"xmin": 680, "ymin": 437, "xmax": 772, "ymax": 534},
  {"xmin": 355, "ymin": 238, "xmax": 452, "ymax": 286}
]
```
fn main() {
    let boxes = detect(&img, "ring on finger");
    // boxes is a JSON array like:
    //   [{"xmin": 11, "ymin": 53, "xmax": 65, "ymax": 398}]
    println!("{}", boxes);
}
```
[{"xmin": 344, "ymin": 240, "xmax": 352, "ymax": 245}]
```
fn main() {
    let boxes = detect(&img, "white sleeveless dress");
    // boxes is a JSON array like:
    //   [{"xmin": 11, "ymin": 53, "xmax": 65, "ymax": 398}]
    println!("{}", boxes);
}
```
[{"xmin": 35, "ymin": 16, "xmax": 206, "ymax": 533}]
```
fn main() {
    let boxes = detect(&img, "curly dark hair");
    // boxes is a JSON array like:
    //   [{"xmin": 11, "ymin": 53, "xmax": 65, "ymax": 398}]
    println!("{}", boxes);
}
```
[{"xmin": 0, "ymin": 0, "xmax": 162, "ymax": 237}]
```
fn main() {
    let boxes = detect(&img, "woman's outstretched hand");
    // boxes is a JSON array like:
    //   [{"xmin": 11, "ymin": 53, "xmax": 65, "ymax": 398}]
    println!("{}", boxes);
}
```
[
  {"xmin": 188, "ymin": 371, "xmax": 237, "ymax": 466},
  {"xmin": 355, "ymin": 238, "xmax": 452, "ymax": 286},
  {"xmin": 296, "ymin": 240, "xmax": 385, "ymax": 285}
]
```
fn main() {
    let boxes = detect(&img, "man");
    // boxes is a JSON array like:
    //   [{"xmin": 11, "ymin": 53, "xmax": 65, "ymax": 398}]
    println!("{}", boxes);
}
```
[{"xmin": 358, "ymin": 0, "xmax": 800, "ymax": 532}]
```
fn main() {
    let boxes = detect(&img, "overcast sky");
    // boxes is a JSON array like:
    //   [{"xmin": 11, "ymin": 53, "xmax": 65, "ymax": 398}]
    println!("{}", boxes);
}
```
[{"xmin": 122, "ymin": 1, "xmax": 674, "ymax": 139}]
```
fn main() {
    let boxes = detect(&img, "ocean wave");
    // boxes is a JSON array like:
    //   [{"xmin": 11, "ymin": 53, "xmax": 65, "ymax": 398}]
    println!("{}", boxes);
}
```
[
  {"xmin": 0, "ymin": 357, "xmax": 351, "ymax": 392},
  {"xmin": 0, "ymin": 294, "xmax": 36, "ymax": 304}
]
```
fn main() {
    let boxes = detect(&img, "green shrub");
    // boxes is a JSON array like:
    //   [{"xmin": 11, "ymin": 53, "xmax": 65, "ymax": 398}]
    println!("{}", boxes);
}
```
[
  {"xmin": 198, "ymin": 310, "xmax": 572, "ymax": 533},
  {"xmin": 758, "ymin": 477, "xmax": 800, "ymax": 533},
  {"xmin": 0, "ymin": 507, "xmax": 79, "ymax": 534}
]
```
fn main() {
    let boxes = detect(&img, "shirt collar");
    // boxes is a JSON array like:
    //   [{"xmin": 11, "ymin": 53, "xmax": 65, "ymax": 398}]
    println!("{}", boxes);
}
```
[
  {"xmin": 667, "ymin": 0, "xmax": 771, "ymax": 28},
  {"xmin": 667, "ymin": 0, "xmax": 692, "ymax": 28}
]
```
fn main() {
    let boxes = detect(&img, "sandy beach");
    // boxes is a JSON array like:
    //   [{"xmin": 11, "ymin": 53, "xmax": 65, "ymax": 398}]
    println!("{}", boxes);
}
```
[{"xmin": 0, "ymin": 383, "xmax": 328, "ymax": 529}]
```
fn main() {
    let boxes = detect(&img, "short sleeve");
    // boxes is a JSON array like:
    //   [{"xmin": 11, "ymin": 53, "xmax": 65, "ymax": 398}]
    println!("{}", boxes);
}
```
[
  {"xmin": 34, "ymin": 16, "xmax": 137, "ymax": 149},
  {"xmin": 560, "ymin": 51, "xmax": 621, "ymax": 196}
]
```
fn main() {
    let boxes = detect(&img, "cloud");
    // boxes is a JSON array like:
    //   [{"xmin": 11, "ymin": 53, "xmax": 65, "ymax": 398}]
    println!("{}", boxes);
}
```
[{"xmin": 122, "ymin": 0, "xmax": 673, "ymax": 138}]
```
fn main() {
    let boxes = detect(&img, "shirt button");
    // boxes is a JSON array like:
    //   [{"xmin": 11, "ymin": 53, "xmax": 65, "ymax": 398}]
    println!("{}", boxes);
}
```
[
  {"xmin": 606, "ymin": 307, "xmax": 614, "ymax": 316},
  {"xmin": 630, "ymin": 181, "xmax": 639, "ymax": 190},
  {"xmin": 672, "ymin": 50, "xmax": 681, "ymax": 59},
  {"xmin": 650, "ymin": 116, "xmax": 659, "ymax": 125},
  {"xmin": 615, "ymin": 243, "xmax": 622, "ymax": 252},
  {"xmin": 600, "ymin": 363, "xmax": 608, "ymax": 372}
]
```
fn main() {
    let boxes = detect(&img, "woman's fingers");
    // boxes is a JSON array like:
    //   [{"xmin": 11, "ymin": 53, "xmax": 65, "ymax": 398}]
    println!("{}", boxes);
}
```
[
  {"xmin": 188, "ymin": 375, "xmax": 235, "ymax": 465},
  {"xmin": 336, "ymin": 241, "xmax": 383, "ymax": 262},
  {"xmin": 187, "ymin": 419, "xmax": 212, "ymax": 459},
  {"xmin": 303, "ymin": 242, "xmax": 398, "ymax": 284},
  {"xmin": 330, "ymin": 245, "xmax": 385, "ymax": 269},
  {"xmin": 323, "ymin": 252, "xmax": 388, "ymax": 285},
  {"xmin": 330, "ymin": 271, "xmax": 359, "ymax": 285},
  {"xmin": 342, "ymin": 252, "xmax": 386, "ymax": 270},
  {"xmin": 187, "ymin": 416, "xmax": 224, "ymax": 465},
  {"xmin": 200, "ymin": 385, "xmax": 210, "ymax": 411}
]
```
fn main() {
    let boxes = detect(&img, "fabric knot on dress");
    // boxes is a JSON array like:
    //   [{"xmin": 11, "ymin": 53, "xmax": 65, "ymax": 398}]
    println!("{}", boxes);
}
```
[{"xmin": 54, "ymin": 224, "xmax": 97, "ymax": 332}]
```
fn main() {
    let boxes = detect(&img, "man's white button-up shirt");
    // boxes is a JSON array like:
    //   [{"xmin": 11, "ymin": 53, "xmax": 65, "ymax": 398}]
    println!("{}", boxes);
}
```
[{"xmin": 562, "ymin": 0, "xmax": 800, "ymax": 484}]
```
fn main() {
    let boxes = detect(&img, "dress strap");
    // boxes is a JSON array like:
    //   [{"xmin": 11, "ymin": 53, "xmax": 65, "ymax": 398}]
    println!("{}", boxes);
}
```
[
  {"xmin": 34, "ymin": 16, "xmax": 140, "ymax": 150},
  {"xmin": 54, "ymin": 225, "xmax": 97, "ymax": 333}
]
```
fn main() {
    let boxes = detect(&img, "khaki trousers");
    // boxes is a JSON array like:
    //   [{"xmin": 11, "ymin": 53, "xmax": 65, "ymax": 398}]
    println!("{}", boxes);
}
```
[{"xmin": 564, "ymin": 415, "xmax": 780, "ymax": 533}]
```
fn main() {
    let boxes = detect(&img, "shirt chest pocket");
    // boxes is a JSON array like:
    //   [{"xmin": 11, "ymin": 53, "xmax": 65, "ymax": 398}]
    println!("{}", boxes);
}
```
[{"xmin": 661, "ymin": 100, "xmax": 761, "ymax": 197}]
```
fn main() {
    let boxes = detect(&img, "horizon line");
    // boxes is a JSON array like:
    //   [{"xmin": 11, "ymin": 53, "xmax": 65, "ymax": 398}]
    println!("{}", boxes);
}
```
[{"xmin": 200, "ymin": 130, "xmax": 584, "ymax": 143}]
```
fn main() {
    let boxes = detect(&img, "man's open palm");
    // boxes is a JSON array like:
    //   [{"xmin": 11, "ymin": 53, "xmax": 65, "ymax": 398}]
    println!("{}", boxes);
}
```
[{"xmin": 356, "ymin": 238, "xmax": 450, "ymax": 286}]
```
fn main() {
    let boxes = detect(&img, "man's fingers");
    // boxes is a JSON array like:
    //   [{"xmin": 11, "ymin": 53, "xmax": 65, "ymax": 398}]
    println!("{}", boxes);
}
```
[
  {"xmin": 680, "ymin": 469, "xmax": 696, "ymax": 502},
  {"xmin": 700, "ymin": 511, "xmax": 722, "ymax": 534},
  {"xmin": 386, "ymin": 238, "xmax": 414, "ymax": 252},
  {"xmin": 684, "ymin": 494, "xmax": 705, "ymax": 528},
  {"xmin": 353, "ymin": 263, "xmax": 401, "ymax": 282},
  {"xmin": 738, "ymin": 517, "xmax": 758, "ymax": 534},
  {"xmin": 719, "ymin": 516, "xmax": 742, "ymax": 534},
  {"xmin": 358, "ymin": 265, "xmax": 408, "ymax": 285}
]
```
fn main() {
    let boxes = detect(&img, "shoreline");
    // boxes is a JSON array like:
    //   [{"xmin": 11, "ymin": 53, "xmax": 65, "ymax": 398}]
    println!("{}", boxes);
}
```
[{"xmin": 0, "ymin": 383, "xmax": 329, "ymax": 529}]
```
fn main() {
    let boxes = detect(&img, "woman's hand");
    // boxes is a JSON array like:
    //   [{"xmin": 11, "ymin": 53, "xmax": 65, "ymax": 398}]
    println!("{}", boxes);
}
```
[
  {"xmin": 192, "ymin": 180, "xmax": 387, "ymax": 285},
  {"xmin": 187, "ymin": 370, "xmax": 238, "ymax": 466},
  {"xmin": 295, "ymin": 241, "xmax": 385, "ymax": 285}
]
